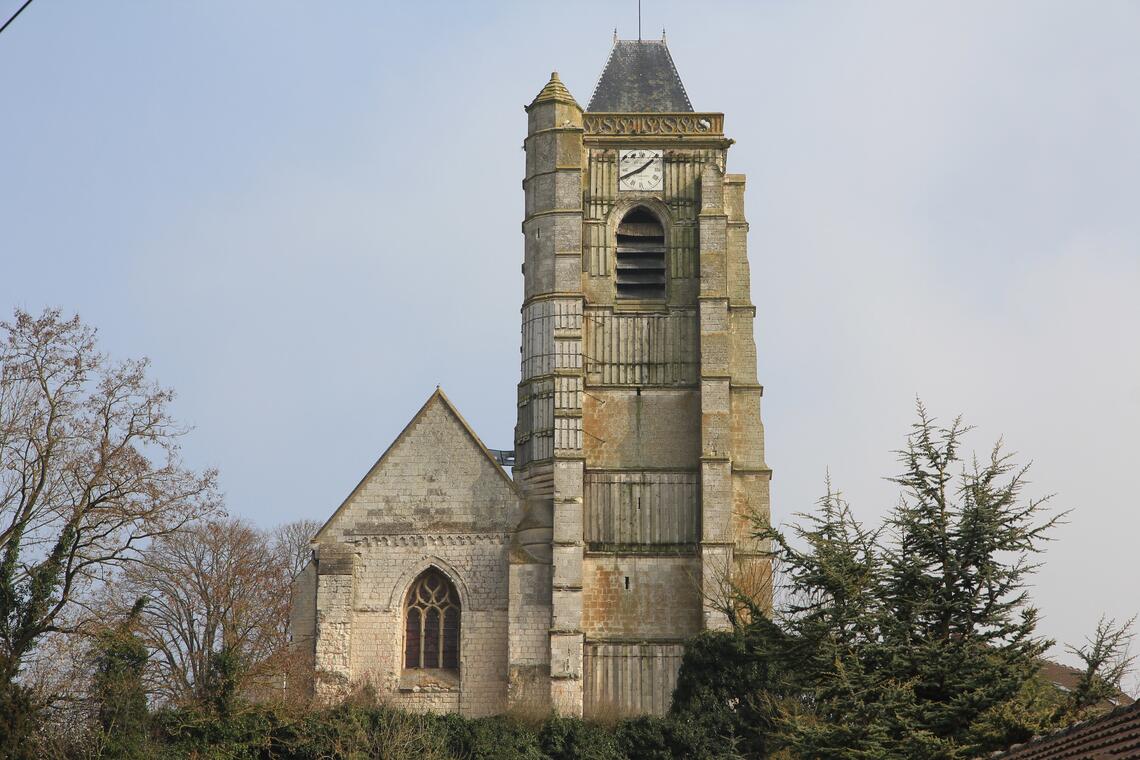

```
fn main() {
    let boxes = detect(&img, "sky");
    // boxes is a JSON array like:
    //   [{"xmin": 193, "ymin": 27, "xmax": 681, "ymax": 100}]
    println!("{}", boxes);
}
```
[{"xmin": 1, "ymin": 1, "xmax": 1138, "ymax": 675}]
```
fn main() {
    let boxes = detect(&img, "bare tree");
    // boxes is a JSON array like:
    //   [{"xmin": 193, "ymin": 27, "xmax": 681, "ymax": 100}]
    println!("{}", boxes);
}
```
[
  {"xmin": 108, "ymin": 517, "xmax": 290, "ymax": 706},
  {"xmin": 0, "ymin": 309, "xmax": 217, "ymax": 746},
  {"xmin": 269, "ymin": 517, "xmax": 321, "ymax": 704},
  {"xmin": 271, "ymin": 518, "xmax": 320, "ymax": 583}
]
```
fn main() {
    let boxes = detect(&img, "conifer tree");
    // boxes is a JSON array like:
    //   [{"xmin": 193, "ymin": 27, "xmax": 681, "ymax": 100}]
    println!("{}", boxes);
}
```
[
  {"xmin": 1067, "ymin": 615, "xmax": 1136, "ymax": 712},
  {"xmin": 762, "ymin": 486, "xmax": 901, "ymax": 759},
  {"xmin": 876, "ymin": 404, "xmax": 1060, "ymax": 756},
  {"xmin": 750, "ymin": 403, "xmax": 1063, "ymax": 759}
]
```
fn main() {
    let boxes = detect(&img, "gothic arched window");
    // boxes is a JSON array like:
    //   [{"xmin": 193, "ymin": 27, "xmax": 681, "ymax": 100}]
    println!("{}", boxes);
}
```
[
  {"xmin": 616, "ymin": 207, "xmax": 666, "ymax": 300},
  {"xmin": 403, "ymin": 568, "xmax": 460, "ymax": 670}
]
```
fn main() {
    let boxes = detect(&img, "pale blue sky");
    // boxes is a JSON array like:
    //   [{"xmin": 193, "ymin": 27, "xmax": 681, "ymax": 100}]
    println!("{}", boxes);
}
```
[{"xmin": 2, "ymin": 1, "xmax": 1138, "ymax": 674}]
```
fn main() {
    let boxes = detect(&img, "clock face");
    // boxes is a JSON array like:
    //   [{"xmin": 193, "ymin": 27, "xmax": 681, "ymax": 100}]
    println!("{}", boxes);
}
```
[{"xmin": 618, "ymin": 149, "xmax": 663, "ymax": 192}]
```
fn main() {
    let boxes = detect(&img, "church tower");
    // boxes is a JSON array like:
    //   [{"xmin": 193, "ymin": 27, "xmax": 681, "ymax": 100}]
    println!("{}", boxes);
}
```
[{"xmin": 510, "ymin": 39, "xmax": 772, "ymax": 717}]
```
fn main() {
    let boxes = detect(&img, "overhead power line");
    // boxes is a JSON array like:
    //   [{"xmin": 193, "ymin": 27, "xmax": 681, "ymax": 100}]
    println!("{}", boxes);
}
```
[{"xmin": 0, "ymin": 0, "xmax": 36, "ymax": 37}]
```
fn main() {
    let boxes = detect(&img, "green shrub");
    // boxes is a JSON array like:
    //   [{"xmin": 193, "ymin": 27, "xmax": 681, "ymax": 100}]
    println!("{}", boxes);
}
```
[
  {"xmin": 616, "ymin": 713, "xmax": 742, "ymax": 760},
  {"xmin": 111, "ymin": 694, "xmax": 755, "ymax": 760},
  {"xmin": 540, "ymin": 715, "xmax": 623, "ymax": 760},
  {"xmin": 436, "ymin": 713, "xmax": 544, "ymax": 760},
  {"xmin": 669, "ymin": 625, "xmax": 785, "ymax": 758}
]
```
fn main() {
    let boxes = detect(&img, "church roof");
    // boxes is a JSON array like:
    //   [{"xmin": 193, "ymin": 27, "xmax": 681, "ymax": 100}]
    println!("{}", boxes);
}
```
[{"xmin": 587, "ymin": 38, "xmax": 693, "ymax": 113}]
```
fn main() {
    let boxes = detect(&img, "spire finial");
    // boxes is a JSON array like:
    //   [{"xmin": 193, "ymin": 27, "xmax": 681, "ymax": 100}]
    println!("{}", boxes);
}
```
[
  {"xmin": 638, "ymin": 0, "xmax": 642, "ymax": 41},
  {"xmin": 613, "ymin": 27, "xmax": 618, "ymax": 43},
  {"xmin": 662, "ymin": 27, "xmax": 666, "ymax": 42}
]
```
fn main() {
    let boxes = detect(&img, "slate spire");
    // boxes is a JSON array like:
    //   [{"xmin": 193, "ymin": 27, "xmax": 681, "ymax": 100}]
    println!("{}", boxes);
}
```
[{"xmin": 586, "ymin": 38, "xmax": 692, "ymax": 113}]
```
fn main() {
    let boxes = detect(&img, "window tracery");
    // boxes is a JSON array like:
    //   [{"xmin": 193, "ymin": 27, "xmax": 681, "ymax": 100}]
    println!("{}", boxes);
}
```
[{"xmin": 403, "ymin": 568, "xmax": 460, "ymax": 670}]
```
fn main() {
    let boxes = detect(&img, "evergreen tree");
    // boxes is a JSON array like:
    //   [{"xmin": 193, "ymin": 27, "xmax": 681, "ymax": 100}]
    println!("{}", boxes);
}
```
[
  {"xmin": 1066, "ymin": 615, "xmax": 1136, "ymax": 712},
  {"xmin": 202, "ymin": 644, "xmax": 243, "ymax": 718},
  {"xmin": 876, "ymin": 404, "xmax": 1060, "ymax": 757},
  {"xmin": 670, "ymin": 617, "xmax": 788, "ymax": 759},
  {"xmin": 724, "ymin": 403, "xmax": 1066, "ymax": 759},
  {"xmin": 762, "ymin": 486, "xmax": 902, "ymax": 759}
]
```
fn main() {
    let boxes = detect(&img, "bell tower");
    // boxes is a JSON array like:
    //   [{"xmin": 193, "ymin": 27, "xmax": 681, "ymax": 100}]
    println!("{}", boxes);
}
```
[{"xmin": 508, "ymin": 38, "xmax": 771, "ymax": 718}]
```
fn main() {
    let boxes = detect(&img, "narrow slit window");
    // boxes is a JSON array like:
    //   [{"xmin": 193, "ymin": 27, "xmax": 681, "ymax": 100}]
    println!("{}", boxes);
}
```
[{"xmin": 616, "ymin": 207, "xmax": 666, "ymax": 300}]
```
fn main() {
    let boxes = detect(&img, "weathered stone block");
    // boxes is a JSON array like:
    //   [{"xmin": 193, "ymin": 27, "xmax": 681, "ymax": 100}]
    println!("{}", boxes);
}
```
[
  {"xmin": 550, "ymin": 633, "xmax": 583, "ymax": 679},
  {"xmin": 552, "ymin": 544, "xmax": 583, "ymax": 588},
  {"xmin": 583, "ymin": 390, "xmax": 700, "ymax": 469},
  {"xmin": 552, "ymin": 589, "xmax": 582, "ymax": 631}
]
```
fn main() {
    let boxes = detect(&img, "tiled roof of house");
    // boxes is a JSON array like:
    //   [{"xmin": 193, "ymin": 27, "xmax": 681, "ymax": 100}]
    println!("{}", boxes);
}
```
[
  {"xmin": 586, "ymin": 39, "xmax": 692, "ymax": 113},
  {"xmin": 990, "ymin": 700, "xmax": 1140, "ymax": 759}
]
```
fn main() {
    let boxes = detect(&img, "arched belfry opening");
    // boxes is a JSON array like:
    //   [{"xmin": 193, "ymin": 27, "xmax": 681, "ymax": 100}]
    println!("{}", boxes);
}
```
[
  {"xmin": 403, "ymin": 567, "xmax": 461, "ymax": 671},
  {"xmin": 615, "ymin": 207, "xmax": 666, "ymax": 300}
]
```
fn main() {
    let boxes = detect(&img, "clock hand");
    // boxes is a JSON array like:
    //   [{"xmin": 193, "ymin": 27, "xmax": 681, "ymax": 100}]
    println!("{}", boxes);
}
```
[{"xmin": 619, "ymin": 159, "xmax": 656, "ymax": 181}]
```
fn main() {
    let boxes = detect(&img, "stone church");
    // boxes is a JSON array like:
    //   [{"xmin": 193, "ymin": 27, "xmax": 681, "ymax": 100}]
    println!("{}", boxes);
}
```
[{"xmin": 289, "ymin": 36, "xmax": 772, "ymax": 719}]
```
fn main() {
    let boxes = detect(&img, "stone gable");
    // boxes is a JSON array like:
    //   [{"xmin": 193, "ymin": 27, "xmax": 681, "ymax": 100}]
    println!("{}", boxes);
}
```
[
  {"xmin": 299, "ymin": 389, "xmax": 521, "ymax": 716},
  {"xmin": 316, "ymin": 390, "xmax": 520, "ymax": 542}
]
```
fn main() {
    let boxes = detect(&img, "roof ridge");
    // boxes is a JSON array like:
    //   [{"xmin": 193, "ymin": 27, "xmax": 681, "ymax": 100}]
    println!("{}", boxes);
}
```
[{"xmin": 430, "ymin": 387, "xmax": 519, "ymax": 494}]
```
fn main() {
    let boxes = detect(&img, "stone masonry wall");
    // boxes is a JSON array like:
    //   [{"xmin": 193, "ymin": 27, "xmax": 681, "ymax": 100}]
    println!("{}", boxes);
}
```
[{"xmin": 581, "ymin": 556, "xmax": 701, "ymax": 639}]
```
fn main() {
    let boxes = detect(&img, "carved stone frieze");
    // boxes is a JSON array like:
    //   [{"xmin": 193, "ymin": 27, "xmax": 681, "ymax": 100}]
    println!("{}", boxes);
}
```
[
  {"xmin": 352, "ymin": 533, "xmax": 512, "ymax": 548},
  {"xmin": 583, "ymin": 113, "xmax": 723, "ymax": 136}
]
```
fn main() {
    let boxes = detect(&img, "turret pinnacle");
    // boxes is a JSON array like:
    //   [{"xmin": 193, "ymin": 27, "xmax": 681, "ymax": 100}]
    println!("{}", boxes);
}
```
[{"xmin": 527, "ymin": 71, "xmax": 581, "ymax": 111}]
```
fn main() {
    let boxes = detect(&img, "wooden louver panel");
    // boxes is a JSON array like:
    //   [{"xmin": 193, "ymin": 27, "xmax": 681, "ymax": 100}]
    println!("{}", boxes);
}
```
[{"xmin": 616, "ymin": 208, "xmax": 666, "ymax": 300}]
